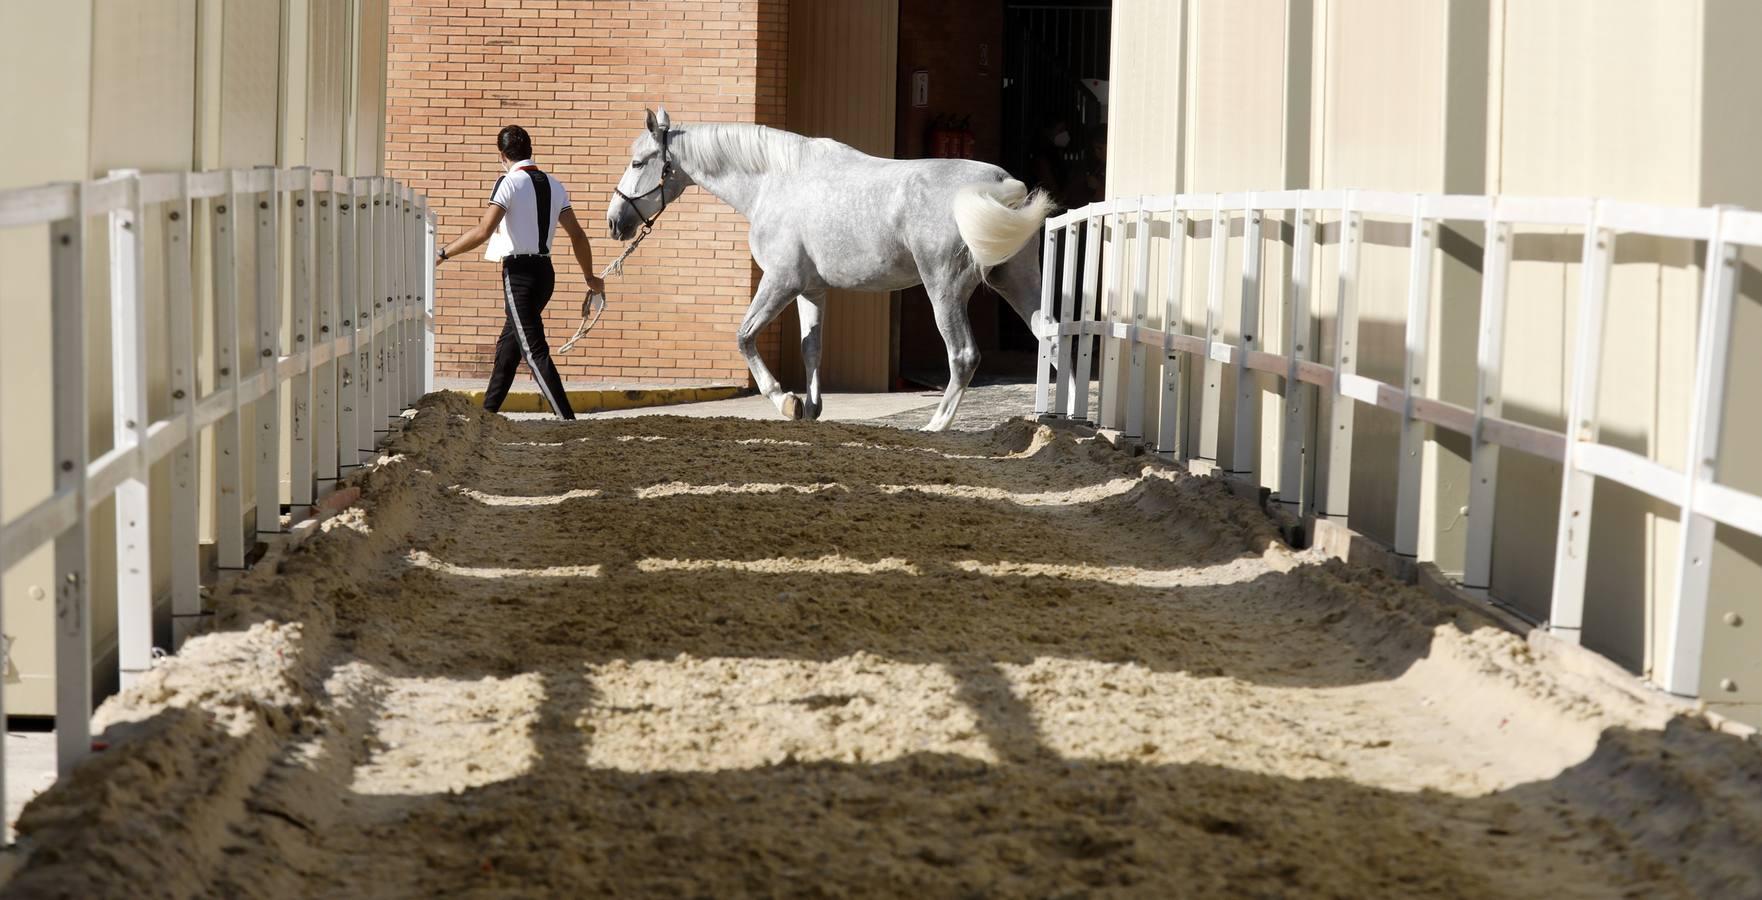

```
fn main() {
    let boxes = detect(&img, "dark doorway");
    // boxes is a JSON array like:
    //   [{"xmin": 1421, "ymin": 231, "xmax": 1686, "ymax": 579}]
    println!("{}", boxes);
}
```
[{"xmin": 893, "ymin": 0, "xmax": 1111, "ymax": 391}]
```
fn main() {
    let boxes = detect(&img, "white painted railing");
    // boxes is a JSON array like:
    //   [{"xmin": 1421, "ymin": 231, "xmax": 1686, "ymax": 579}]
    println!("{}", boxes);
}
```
[
  {"xmin": 0, "ymin": 168, "xmax": 435, "ymax": 832},
  {"xmin": 1032, "ymin": 190, "xmax": 1762, "ymax": 703}
]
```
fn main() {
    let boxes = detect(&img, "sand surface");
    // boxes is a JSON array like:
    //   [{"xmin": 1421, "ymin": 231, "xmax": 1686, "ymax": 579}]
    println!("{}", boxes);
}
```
[{"xmin": 5, "ymin": 393, "xmax": 1761, "ymax": 899}]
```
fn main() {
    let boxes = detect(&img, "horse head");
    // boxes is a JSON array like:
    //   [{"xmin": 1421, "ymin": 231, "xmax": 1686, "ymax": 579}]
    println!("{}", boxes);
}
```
[{"xmin": 608, "ymin": 105, "xmax": 692, "ymax": 240}]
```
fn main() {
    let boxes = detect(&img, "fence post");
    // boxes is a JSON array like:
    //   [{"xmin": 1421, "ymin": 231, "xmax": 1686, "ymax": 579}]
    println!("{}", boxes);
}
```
[
  {"xmin": 357, "ymin": 181, "xmax": 377, "ymax": 464},
  {"xmin": 1317, "ymin": 198, "xmax": 1363, "ymax": 524},
  {"xmin": 409, "ymin": 188, "xmax": 423, "ymax": 406},
  {"xmin": 313, "ymin": 175, "xmax": 340, "ymax": 493},
  {"xmin": 339, "ymin": 180, "xmax": 363, "ymax": 470},
  {"xmin": 1157, "ymin": 207, "xmax": 1189, "ymax": 461},
  {"xmin": 252, "ymin": 168, "xmax": 282, "ymax": 539},
  {"xmin": 289, "ymin": 168, "xmax": 316, "ymax": 520},
  {"xmin": 1279, "ymin": 202, "xmax": 1317, "ymax": 516},
  {"xmin": 1098, "ymin": 208, "xmax": 1129, "ymax": 431},
  {"xmin": 1198, "ymin": 199, "xmax": 1228, "ymax": 463},
  {"xmin": 406, "ymin": 187, "xmax": 421, "ymax": 406},
  {"xmin": 107, "ymin": 170, "xmax": 154, "ymax": 689},
  {"xmin": 377, "ymin": 180, "xmax": 394, "ymax": 438},
  {"xmin": 212, "ymin": 174, "xmax": 247, "ymax": 572},
  {"xmin": 387, "ymin": 183, "xmax": 405, "ymax": 416},
  {"xmin": 1230, "ymin": 201, "xmax": 1265, "ymax": 481},
  {"xmin": 405, "ymin": 190, "xmax": 421, "ymax": 406},
  {"xmin": 1070, "ymin": 215, "xmax": 1102, "ymax": 424},
  {"xmin": 1033, "ymin": 225, "xmax": 1059, "ymax": 416},
  {"xmin": 1548, "ymin": 207, "xmax": 1611, "ymax": 641},
  {"xmin": 1462, "ymin": 214, "xmax": 1515, "ymax": 598},
  {"xmin": 1665, "ymin": 209, "xmax": 1741, "ymax": 696},
  {"xmin": 51, "ymin": 192, "xmax": 91, "ymax": 776},
  {"xmin": 371, "ymin": 179, "xmax": 390, "ymax": 444},
  {"xmin": 163, "ymin": 175, "xmax": 202, "ymax": 647},
  {"xmin": 1125, "ymin": 200, "xmax": 1152, "ymax": 442},
  {"xmin": 1395, "ymin": 197, "xmax": 1437, "ymax": 560},
  {"xmin": 424, "ymin": 203, "xmax": 437, "ymax": 395},
  {"xmin": 1054, "ymin": 220, "xmax": 1080, "ymax": 418}
]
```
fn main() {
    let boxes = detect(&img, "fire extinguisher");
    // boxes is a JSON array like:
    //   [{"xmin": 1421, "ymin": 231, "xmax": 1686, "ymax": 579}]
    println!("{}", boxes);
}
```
[
  {"xmin": 959, "ymin": 116, "xmax": 977, "ymax": 159},
  {"xmin": 935, "ymin": 116, "xmax": 955, "ymax": 158}
]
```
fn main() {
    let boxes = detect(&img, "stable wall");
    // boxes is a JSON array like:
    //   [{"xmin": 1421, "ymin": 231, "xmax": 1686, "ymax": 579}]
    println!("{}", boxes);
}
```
[
  {"xmin": 0, "ymin": 0, "xmax": 390, "ymax": 716},
  {"xmin": 1104, "ymin": 0, "xmax": 1762, "ymax": 723}
]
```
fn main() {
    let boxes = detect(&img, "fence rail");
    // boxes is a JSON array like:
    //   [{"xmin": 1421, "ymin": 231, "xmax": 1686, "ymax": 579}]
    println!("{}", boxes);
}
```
[
  {"xmin": 0, "ymin": 167, "xmax": 435, "ymax": 835},
  {"xmin": 1032, "ymin": 189, "xmax": 1762, "ymax": 704}
]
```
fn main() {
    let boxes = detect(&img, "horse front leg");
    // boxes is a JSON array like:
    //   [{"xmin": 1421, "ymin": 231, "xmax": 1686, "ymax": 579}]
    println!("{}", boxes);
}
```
[
  {"xmin": 795, "ymin": 292, "xmax": 826, "ymax": 420},
  {"xmin": 737, "ymin": 274, "xmax": 808, "ymax": 420}
]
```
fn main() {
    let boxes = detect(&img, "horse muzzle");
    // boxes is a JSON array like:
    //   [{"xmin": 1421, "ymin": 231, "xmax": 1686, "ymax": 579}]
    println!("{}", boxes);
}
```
[{"xmin": 607, "ymin": 198, "xmax": 641, "ymax": 241}]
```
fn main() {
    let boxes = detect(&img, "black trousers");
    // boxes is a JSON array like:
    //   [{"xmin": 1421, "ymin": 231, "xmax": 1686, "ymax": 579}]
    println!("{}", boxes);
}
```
[{"xmin": 484, "ymin": 256, "xmax": 575, "ymax": 419}]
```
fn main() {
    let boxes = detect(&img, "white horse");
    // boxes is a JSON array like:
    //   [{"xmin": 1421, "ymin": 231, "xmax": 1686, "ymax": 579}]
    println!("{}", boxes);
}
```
[{"xmin": 607, "ymin": 107, "xmax": 1053, "ymax": 431}]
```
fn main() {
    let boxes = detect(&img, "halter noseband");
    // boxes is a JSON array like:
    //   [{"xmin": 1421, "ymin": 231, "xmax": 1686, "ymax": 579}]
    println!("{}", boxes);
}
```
[{"xmin": 613, "ymin": 127, "xmax": 674, "ymax": 231}]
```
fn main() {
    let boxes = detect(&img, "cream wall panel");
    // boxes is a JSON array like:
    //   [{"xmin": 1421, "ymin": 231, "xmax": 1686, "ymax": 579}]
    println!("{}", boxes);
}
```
[
  {"xmin": 1316, "ymin": 0, "xmax": 1450, "ymax": 548},
  {"xmin": 1107, "ymin": 0, "xmax": 1185, "ymax": 198},
  {"xmin": 1493, "ymin": 0, "xmax": 1703, "ymax": 671},
  {"xmin": 1106, "ymin": 0, "xmax": 1308, "ymax": 468},
  {"xmin": 785, "ymin": 0, "xmax": 897, "ymax": 392},
  {"xmin": 204, "ymin": 0, "xmax": 283, "ymax": 523},
  {"xmin": 350, "ymin": 0, "xmax": 389, "ymax": 177},
  {"xmin": 0, "ymin": 0, "xmax": 95, "ymax": 716},
  {"xmin": 1696, "ymin": 0, "xmax": 1762, "ymax": 721},
  {"xmin": 1311, "ymin": 0, "xmax": 1486, "ymax": 566},
  {"xmin": 1104, "ymin": 1, "xmax": 1185, "ymax": 452},
  {"xmin": 91, "ymin": 3, "xmax": 200, "ymax": 650},
  {"xmin": 306, "ymin": 0, "xmax": 351, "ymax": 173}
]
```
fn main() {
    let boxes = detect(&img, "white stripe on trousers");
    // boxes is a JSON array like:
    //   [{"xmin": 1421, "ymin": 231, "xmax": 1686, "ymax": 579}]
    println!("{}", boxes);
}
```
[{"xmin": 503, "ymin": 266, "xmax": 565, "ymax": 417}]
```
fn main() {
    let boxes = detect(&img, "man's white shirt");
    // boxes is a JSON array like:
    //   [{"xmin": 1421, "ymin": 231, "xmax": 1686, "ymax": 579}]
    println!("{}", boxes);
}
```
[{"xmin": 484, "ymin": 160, "xmax": 571, "ymax": 260}]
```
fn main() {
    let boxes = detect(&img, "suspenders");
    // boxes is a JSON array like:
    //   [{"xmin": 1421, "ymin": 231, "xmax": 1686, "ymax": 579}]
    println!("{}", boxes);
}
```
[{"xmin": 523, "ymin": 168, "xmax": 552, "ymax": 255}]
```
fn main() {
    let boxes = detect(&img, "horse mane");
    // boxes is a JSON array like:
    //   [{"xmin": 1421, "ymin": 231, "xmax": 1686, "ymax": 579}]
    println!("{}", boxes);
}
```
[{"xmin": 678, "ymin": 124, "xmax": 817, "ymax": 176}]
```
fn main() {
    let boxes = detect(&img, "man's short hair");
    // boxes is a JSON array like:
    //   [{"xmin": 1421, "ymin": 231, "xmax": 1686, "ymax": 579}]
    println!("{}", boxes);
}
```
[{"xmin": 497, "ymin": 125, "xmax": 533, "ymax": 161}]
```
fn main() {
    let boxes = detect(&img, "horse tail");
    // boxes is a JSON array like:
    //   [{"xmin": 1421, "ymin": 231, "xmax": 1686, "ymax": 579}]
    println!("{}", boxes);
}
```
[{"xmin": 952, "ymin": 179, "xmax": 1055, "ymax": 270}]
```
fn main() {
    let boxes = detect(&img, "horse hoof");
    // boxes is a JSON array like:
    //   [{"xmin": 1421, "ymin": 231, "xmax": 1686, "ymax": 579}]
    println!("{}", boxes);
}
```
[
  {"xmin": 781, "ymin": 393, "xmax": 804, "ymax": 420},
  {"xmin": 804, "ymin": 400, "xmax": 822, "ymax": 421}
]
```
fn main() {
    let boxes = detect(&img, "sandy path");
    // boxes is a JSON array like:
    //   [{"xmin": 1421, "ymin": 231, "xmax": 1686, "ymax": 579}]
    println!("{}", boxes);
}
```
[{"xmin": 6, "ymin": 394, "xmax": 1761, "ymax": 899}]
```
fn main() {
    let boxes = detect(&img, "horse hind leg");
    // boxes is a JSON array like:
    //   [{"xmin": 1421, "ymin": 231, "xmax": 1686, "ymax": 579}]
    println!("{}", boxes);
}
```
[
  {"xmin": 923, "ymin": 269, "xmax": 983, "ymax": 432},
  {"xmin": 795, "ymin": 292, "xmax": 825, "ymax": 420},
  {"xmin": 988, "ymin": 244, "xmax": 1045, "ymax": 331}
]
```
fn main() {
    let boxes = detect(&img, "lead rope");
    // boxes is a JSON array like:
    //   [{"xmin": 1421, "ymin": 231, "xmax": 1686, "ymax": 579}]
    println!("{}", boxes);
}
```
[{"xmin": 557, "ymin": 222, "xmax": 653, "ymax": 355}]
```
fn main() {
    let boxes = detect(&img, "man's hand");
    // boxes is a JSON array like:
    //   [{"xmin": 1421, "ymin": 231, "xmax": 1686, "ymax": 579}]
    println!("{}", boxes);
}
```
[{"xmin": 585, "ymin": 274, "xmax": 606, "ymax": 296}]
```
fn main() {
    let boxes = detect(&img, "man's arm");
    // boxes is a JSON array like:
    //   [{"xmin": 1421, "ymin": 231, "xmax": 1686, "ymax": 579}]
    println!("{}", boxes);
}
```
[
  {"xmin": 557, "ymin": 207, "xmax": 605, "ymax": 298},
  {"xmin": 436, "ymin": 204, "xmax": 505, "ymax": 263}
]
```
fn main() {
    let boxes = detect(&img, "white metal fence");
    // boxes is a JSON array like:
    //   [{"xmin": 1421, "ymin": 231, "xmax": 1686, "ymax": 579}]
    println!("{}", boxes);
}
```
[
  {"xmin": 1032, "ymin": 190, "xmax": 1762, "ymax": 702},
  {"xmin": 0, "ymin": 167, "xmax": 435, "ymax": 833}
]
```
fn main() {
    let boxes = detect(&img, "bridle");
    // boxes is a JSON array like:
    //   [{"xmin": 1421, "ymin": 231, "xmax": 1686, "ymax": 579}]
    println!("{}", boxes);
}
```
[{"xmin": 612, "ymin": 127, "xmax": 674, "ymax": 234}]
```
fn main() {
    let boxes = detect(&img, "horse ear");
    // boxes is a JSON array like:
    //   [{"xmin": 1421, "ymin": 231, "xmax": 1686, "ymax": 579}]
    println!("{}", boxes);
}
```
[
  {"xmin": 654, "ymin": 105, "xmax": 672, "ymax": 132},
  {"xmin": 644, "ymin": 107, "xmax": 659, "ymax": 135}
]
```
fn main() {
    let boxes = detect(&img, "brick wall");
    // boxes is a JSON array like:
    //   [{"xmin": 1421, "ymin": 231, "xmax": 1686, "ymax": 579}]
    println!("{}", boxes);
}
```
[{"xmin": 386, "ymin": 0, "xmax": 787, "ymax": 385}]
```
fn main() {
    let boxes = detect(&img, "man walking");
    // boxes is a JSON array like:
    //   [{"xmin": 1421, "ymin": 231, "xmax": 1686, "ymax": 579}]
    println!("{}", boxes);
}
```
[{"xmin": 435, "ymin": 124, "xmax": 604, "ymax": 419}]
